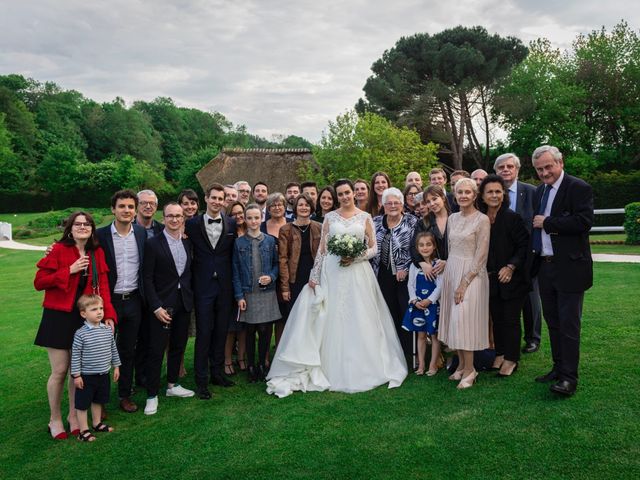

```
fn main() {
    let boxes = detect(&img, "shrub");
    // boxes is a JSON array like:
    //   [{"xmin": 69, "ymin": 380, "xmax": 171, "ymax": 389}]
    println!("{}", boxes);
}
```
[{"xmin": 624, "ymin": 202, "xmax": 640, "ymax": 245}]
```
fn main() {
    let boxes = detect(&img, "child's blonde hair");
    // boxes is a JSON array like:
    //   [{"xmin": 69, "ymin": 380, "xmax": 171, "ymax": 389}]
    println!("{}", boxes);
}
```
[{"xmin": 77, "ymin": 294, "xmax": 103, "ymax": 312}]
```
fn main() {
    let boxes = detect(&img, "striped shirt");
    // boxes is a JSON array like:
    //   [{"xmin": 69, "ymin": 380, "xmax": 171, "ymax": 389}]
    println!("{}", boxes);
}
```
[{"xmin": 71, "ymin": 322, "xmax": 121, "ymax": 376}]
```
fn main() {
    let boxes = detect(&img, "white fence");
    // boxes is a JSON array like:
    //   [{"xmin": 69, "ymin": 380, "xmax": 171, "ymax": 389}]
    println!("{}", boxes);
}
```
[{"xmin": 591, "ymin": 208, "xmax": 625, "ymax": 233}]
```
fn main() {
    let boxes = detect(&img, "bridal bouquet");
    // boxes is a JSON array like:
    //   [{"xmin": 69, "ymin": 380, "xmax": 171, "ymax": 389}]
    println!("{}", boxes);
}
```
[{"xmin": 327, "ymin": 233, "xmax": 367, "ymax": 266}]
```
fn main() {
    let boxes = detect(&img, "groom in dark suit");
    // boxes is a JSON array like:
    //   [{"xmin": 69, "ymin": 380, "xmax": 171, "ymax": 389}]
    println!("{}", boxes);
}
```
[
  {"xmin": 494, "ymin": 153, "xmax": 542, "ymax": 353},
  {"xmin": 529, "ymin": 145, "xmax": 593, "ymax": 396},
  {"xmin": 185, "ymin": 183, "xmax": 237, "ymax": 399}
]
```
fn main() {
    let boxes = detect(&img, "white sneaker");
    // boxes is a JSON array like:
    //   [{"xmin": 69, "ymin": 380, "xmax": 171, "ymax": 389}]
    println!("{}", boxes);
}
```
[
  {"xmin": 144, "ymin": 396, "xmax": 158, "ymax": 415},
  {"xmin": 166, "ymin": 384, "xmax": 195, "ymax": 398}
]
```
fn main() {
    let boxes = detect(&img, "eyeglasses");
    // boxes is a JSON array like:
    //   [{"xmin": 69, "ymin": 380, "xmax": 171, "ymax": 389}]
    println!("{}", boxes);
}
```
[
  {"xmin": 238, "ymin": 189, "xmax": 251, "ymax": 194},
  {"xmin": 140, "ymin": 201, "xmax": 157, "ymax": 207},
  {"xmin": 406, "ymin": 192, "xmax": 417, "ymax": 197},
  {"xmin": 72, "ymin": 222, "xmax": 92, "ymax": 228},
  {"xmin": 384, "ymin": 202, "xmax": 403, "ymax": 207},
  {"xmin": 270, "ymin": 203, "xmax": 284, "ymax": 209},
  {"xmin": 164, "ymin": 214, "xmax": 184, "ymax": 220}
]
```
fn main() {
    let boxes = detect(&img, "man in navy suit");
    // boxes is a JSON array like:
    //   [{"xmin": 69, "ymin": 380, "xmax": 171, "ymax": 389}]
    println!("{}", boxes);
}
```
[
  {"xmin": 142, "ymin": 202, "xmax": 195, "ymax": 415},
  {"xmin": 185, "ymin": 183, "xmax": 237, "ymax": 399},
  {"xmin": 530, "ymin": 145, "xmax": 593, "ymax": 396},
  {"xmin": 494, "ymin": 153, "xmax": 542, "ymax": 353},
  {"xmin": 96, "ymin": 190, "xmax": 146, "ymax": 413}
]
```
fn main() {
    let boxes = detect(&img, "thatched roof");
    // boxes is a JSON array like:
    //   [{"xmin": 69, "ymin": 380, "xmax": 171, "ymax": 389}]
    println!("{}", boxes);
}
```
[{"xmin": 196, "ymin": 148, "xmax": 314, "ymax": 193}]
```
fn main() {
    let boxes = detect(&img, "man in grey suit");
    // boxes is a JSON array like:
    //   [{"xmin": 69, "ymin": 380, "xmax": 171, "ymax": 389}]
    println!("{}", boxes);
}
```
[{"xmin": 494, "ymin": 153, "xmax": 542, "ymax": 353}]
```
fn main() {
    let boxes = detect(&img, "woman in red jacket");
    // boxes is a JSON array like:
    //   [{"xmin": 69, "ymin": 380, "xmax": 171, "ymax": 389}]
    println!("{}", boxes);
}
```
[{"xmin": 34, "ymin": 211, "xmax": 116, "ymax": 440}]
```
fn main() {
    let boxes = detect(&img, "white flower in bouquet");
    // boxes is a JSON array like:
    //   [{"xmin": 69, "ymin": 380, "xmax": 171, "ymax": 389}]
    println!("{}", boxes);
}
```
[{"xmin": 327, "ymin": 233, "xmax": 367, "ymax": 266}]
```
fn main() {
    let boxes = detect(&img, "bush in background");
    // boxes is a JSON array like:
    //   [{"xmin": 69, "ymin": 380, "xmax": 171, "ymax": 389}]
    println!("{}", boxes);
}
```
[{"xmin": 624, "ymin": 202, "xmax": 640, "ymax": 245}]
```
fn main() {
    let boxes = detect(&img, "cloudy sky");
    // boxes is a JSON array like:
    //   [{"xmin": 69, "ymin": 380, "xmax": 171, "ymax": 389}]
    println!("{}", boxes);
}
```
[{"xmin": 1, "ymin": 1, "xmax": 638, "ymax": 142}]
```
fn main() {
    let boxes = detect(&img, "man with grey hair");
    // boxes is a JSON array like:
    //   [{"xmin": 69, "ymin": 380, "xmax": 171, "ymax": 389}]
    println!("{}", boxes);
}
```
[
  {"xmin": 529, "ymin": 145, "xmax": 593, "ymax": 396},
  {"xmin": 470, "ymin": 169, "xmax": 487, "ymax": 187},
  {"xmin": 234, "ymin": 180, "xmax": 251, "ymax": 205},
  {"xmin": 134, "ymin": 189, "xmax": 165, "ymax": 392},
  {"xmin": 494, "ymin": 153, "xmax": 541, "ymax": 354},
  {"xmin": 136, "ymin": 189, "xmax": 164, "ymax": 238}
]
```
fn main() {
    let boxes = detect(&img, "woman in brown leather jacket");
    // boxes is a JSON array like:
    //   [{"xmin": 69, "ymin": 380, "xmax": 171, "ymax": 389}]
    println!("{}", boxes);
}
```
[{"xmin": 278, "ymin": 193, "xmax": 322, "ymax": 308}]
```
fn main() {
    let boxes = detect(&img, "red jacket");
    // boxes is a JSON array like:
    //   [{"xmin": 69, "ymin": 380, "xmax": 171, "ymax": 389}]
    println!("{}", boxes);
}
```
[{"xmin": 34, "ymin": 243, "xmax": 117, "ymax": 323}]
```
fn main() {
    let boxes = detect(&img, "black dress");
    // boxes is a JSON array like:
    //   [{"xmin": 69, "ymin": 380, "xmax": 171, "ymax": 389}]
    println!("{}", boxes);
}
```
[
  {"xmin": 34, "ymin": 274, "xmax": 87, "ymax": 350},
  {"xmin": 290, "ymin": 225, "xmax": 314, "ymax": 306}
]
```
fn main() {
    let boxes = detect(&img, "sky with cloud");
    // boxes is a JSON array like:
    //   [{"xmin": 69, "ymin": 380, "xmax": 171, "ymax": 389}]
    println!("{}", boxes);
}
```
[{"xmin": 1, "ymin": 1, "xmax": 637, "ymax": 142}]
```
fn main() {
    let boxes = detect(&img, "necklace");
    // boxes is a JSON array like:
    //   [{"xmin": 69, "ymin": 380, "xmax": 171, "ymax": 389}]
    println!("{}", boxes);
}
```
[{"xmin": 294, "ymin": 223, "xmax": 310, "ymax": 233}]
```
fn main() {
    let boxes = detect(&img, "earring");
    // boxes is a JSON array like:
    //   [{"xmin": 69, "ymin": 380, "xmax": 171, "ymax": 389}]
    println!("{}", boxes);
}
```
[{"xmin": 68, "ymin": 233, "xmax": 73, "ymax": 239}]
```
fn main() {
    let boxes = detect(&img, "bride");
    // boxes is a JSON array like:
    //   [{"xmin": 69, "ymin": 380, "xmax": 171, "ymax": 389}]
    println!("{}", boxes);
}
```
[{"xmin": 266, "ymin": 179, "xmax": 408, "ymax": 397}]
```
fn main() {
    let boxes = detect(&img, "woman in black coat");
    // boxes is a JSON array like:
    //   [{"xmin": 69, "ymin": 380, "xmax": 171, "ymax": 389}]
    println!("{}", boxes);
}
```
[{"xmin": 477, "ymin": 175, "xmax": 530, "ymax": 377}]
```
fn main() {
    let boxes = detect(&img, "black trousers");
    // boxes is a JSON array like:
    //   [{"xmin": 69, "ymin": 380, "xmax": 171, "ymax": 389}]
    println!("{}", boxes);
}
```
[
  {"xmin": 522, "ymin": 276, "xmax": 542, "ymax": 345},
  {"xmin": 378, "ymin": 267, "xmax": 412, "ymax": 360},
  {"xmin": 538, "ymin": 261, "xmax": 584, "ymax": 384},
  {"xmin": 135, "ymin": 312, "xmax": 150, "ymax": 386},
  {"xmin": 145, "ymin": 296, "xmax": 190, "ymax": 397},
  {"xmin": 194, "ymin": 293, "xmax": 232, "ymax": 388},
  {"xmin": 112, "ymin": 292, "xmax": 143, "ymax": 398},
  {"xmin": 490, "ymin": 294, "xmax": 525, "ymax": 362}
]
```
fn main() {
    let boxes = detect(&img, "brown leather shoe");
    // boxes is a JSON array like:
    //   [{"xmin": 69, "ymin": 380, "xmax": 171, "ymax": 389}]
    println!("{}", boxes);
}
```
[{"xmin": 119, "ymin": 397, "xmax": 138, "ymax": 413}]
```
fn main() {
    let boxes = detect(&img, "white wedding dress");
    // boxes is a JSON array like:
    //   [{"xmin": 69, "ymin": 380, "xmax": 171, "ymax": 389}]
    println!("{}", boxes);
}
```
[{"xmin": 266, "ymin": 210, "xmax": 407, "ymax": 398}]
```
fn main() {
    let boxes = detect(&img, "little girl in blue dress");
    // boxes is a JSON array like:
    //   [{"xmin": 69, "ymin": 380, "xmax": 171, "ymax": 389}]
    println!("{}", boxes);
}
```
[{"xmin": 402, "ymin": 232, "xmax": 442, "ymax": 375}]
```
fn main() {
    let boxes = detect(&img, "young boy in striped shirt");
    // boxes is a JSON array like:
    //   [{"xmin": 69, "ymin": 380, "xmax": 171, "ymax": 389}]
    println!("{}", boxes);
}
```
[{"xmin": 71, "ymin": 294, "xmax": 121, "ymax": 442}]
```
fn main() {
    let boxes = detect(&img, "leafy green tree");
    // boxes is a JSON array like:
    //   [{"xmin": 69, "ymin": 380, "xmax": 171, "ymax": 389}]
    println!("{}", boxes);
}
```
[
  {"xmin": 307, "ymin": 110, "xmax": 438, "ymax": 186},
  {"xmin": 495, "ymin": 22, "xmax": 640, "ymax": 171},
  {"xmin": 82, "ymin": 98, "xmax": 163, "ymax": 167},
  {"xmin": 493, "ymin": 38, "xmax": 590, "ymax": 158},
  {"xmin": 133, "ymin": 98, "xmax": 230, "ymax": 181},
  {"xmin": 175, "ymin": 145, "xmax": 221, "ymax": 192},
  {"xmin": 33, "ymin": 88, "xmax": 88, "ymax": 153},
  {"xmin": 0, "ymin": 85, "xmax": 39, "ymax": 160},
  {"xmin": 359, "ymin": 26, "xmax": 527, "ymax": 169},
  {"xmin": 0, "ymin": 113, "xmax": 28, "ymax": 191},
  {"xmin": 37, "ymin": 143, "xmax": 84, "ymax": 194},
  {"xmin": 573, "ymin": 21, "xmax": 640, "ymax": 167}
]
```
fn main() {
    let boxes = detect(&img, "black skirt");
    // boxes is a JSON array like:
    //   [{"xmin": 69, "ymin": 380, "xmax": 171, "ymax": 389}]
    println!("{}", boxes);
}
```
[{"xmin": 34, "ymin": 274, "xmax": 87, "ymax": 350}]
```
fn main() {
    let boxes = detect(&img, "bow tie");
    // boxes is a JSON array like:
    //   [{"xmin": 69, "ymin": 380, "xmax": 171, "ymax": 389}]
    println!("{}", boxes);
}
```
[{"xmin": 208, "ymin": 218, "xmax": 222, "ymax": 224}]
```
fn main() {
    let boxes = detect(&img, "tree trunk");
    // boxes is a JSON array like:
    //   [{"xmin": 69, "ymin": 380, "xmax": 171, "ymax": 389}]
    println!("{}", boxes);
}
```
[{"xmin": 479, "ymin": 86, "xmax": 491, "ymax": 164}]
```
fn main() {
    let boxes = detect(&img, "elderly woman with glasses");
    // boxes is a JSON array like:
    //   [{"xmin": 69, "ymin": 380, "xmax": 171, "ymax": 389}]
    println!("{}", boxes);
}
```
[
  {"xmin": 371, "ymin": 187, "xmax": 418, "ymax": 359},
  {"xmin": 261, "ymin": 193, "xmax": 291, "ymax": 238}
]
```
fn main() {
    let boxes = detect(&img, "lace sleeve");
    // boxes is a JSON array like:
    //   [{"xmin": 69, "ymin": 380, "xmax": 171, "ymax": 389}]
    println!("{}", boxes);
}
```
[
  {"xmin": 464, "ymin": 213, "xmax": 490, "ymax": 284},
  {"xmin": 357, "ymin": 213, "xmax": 378, "ymax": 262},
  {"xmin": 309, "ymin": 216, "xmax": 330, "ymax": 285}
]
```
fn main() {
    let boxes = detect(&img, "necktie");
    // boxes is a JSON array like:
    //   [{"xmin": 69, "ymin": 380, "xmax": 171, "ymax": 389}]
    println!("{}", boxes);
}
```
[
  {"xmin": 208, "ymin": 217, "xmax": 222, "ymax": 224},
  {"xmin": 532, "ymin": 185, "xmax": 551, "ymax": 254}
]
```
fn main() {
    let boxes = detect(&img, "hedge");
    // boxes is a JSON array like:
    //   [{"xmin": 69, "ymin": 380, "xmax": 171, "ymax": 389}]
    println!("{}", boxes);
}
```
[
  {"xmin": 0, "ymin": 189, "xmax": 179, "ymax": 213},
  {"xmin": 624, "ymin": 203, "xmax": 640, "ymax": 245}
]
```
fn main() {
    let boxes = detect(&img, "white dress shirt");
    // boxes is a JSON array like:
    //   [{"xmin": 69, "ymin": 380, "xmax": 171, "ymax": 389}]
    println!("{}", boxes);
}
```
[
  {"xmin": 203, "ymin": 213, "xmax": 223, "ymax": 249},
  {"xmin": 541, "ymin": 171, "xmax": 564, "ymax": 257},
  {"xmin": 111, "ymin": 223, "xmax": 139, "ymax": 294}
]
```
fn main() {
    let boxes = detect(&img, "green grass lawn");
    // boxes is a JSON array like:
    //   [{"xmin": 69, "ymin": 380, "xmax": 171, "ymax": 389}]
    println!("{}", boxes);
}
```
[{"xmin": 1, "ymin": 249, "xmax": 639, "ymax": 479}]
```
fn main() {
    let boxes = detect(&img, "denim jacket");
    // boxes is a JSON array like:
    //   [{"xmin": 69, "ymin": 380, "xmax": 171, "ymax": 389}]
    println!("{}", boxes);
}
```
[{"xmin": 232, "ymin": 234, "xmax": 279, "ymax": 300}]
